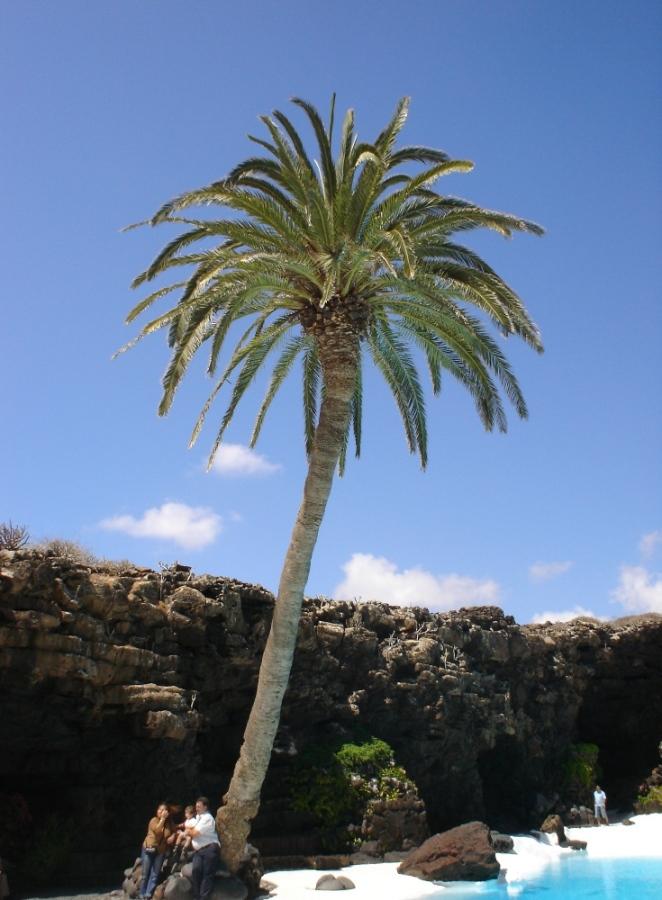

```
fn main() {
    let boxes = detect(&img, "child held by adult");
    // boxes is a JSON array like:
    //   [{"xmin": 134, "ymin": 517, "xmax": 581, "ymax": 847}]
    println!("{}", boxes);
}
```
[{"xmin": 169, "ymin": 803, "xmax": 196, "ymax": 873}]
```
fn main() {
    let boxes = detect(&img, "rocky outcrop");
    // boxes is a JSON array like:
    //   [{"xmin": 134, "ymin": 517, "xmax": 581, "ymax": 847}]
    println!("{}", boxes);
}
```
[
  {"xmin": 635, "ymin": 741, "xmax": 662, "ymax": 813},
  {"xmin": 1, "ymin": 550, "xmax": 661, "ymax": 889},
  {"xmin": 122, "ymin": 857, "xmax": 249, "ymax": 900},
  {"xmin": 490, "ymin": 832, "xmax": 514, "ymax": 853},
  {"xmin": 540, "ymin": 814, "xmax": 566, "ymax": 844},
  {"xmin": 397, "ymin": 821, "xmax": 499, "ymax": 881}
]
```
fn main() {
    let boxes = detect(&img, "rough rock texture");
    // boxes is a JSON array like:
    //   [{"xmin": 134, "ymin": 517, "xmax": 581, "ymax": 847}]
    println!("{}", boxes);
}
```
[
  {"xmin": 566, "ymin": 805, "xmax": 597, "ymax": 826},
  {"xmin": 122, "ymin": 859, "xmax": 247, "ymax": 900},
  {"xmin": 1, "ymin": 551, "xmax": 661, "ymax": 889},
  {"xmin": 563, "ymin": 838, "xmax": 587, "ymax": 850},
  {"xmin": 361, "ymin": 795, "xmax": 427, "ymax": 854},
  {"xmin": 490, "ymin": 831, "xmax": 514, "ymax": 853},
  {"xmin": 540, "ymin": 814, "xmax": 566, "ymax": 844},
  {"xmin": 397, "ymin": 821, "xmax": 499, "ymax": 881}
]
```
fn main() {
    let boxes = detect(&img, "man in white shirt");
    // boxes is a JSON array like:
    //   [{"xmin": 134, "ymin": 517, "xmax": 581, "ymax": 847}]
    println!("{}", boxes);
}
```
[
  {"xmin": 186, "ymin": 796, "xmax": 221, "ymax": 900},
  {"xmin": 593, "ymin": 785, "xmax": 608, "ymax": 825}
]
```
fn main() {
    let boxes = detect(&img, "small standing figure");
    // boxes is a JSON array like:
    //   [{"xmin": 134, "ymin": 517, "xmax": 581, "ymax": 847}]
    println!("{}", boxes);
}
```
[
  {"xmin": 140, "ymin": 802, "xmax": 174, "ymax": 899},
  {"xmin": 187, "ymin": 796, "xmax": 221, "ymax": 900},
  {"xmin": 593, "ymin": 784, "xmax": 608, "ymax": 825}
]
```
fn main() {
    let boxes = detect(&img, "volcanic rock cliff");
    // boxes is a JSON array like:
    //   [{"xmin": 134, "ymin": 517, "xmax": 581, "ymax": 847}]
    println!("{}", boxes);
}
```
[{"xmin": 1, "ymin": 550, "xmax": 661, "ymax": 886}]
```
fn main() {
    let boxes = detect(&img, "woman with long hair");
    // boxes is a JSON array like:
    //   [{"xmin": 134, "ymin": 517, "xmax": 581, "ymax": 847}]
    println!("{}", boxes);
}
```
[{"xmin": 139, "ymin": 802, "xmax": 174, "ymax": 899}]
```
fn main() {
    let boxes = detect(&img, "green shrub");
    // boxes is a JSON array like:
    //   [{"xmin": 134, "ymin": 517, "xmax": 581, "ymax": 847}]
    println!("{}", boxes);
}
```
[
  {"xmin": 335, "ymin": 737, "xmax": 393, "ymax": 773},
  {"xmin": 635, "ymin": 785, "xmax": 662, "ymax": 814},
  {"xmin": 288, "ymin": 735, "xmax": 416, "ymax": 851},
  {"xmin": 562, "ymin": 743, "xmax": 600, "ymax": 803}
]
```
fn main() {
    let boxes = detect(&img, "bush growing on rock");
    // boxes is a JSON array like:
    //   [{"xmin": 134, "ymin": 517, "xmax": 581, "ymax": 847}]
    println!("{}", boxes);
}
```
[
  {"xmin": 635, "ymin": 785, "xmax": 662, "ymax": 813},
  {"xmin": 635, "ymin": 744, "xmax": 662, "ymax": 813},
  {"xmin": 288, "ymin": 734, "xmax": 422, "ymax": 852},
  {"xmin": 561, "ymin": 742, "xmax": 600, "ymax": 806},
  {"xmin": 31, "ymin": 537, "xmax": 99, "ymax": 565}
]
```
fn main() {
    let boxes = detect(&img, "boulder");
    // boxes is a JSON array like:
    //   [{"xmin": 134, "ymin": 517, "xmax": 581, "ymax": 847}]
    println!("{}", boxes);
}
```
[
  {"xmin": 490, "ymin": 831, "xmax": 514, "ymax": 853},
  {"xmin": 209, "ymin": 875, "xmax": 248, "ymax": 899},
  {"xmin": 560, "ymin": 839, "xmax": 587, "ymax": 850},
  {"xmin": 567, "ymin": 805, "xmax": 593, "ymax": 826},
  {"xmin": 236, "ymin": 842, "xmax": 264, "ymax": 897},
  {"xmin": 540, "ymin": 814, "xmax": 566, "ymax": 844},
  {"xmin": 357, "ymin": 841, "xmax": 380, "ymax": 857},
  {"xmin": 315, "ymin": 874, "xmax": 355, "ymax": 890},
  {"xmin": 362, "ymin": 795, "xmax": 428, "ymax": 854},
  {"xmin": 397, "ymin": 821, "xmax": 499, "ymax": 882},
  {"xmin": 163, "ymin": 875, "xmax": 193, "ymax": 899}
]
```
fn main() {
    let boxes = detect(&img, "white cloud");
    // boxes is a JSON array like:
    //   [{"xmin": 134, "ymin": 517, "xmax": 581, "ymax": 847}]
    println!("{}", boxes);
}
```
[
  {"xmin": 100, "ymin": 502, "xmax": 222, "ymax": 550},
  {"xmin": 531, "ymin": 606, "xmax": 603, "ymax": 624},
  {"xmin": 611, "ymin": 565, "xmax": 662, "ymax": 614},
  {"xmin": 333, "ymin": 553, "xmax": 500, "ymax": 612},
  {"xmin": 209, "ymin": 443, "xmax": 281, "ymax": 477},
  {"xmin": 529, "ymin": 560, "xmax": 573, "ymax": 582},
  {"xmin": 639, "ymin": 530, "xmax": 662, "ymax": 559}
]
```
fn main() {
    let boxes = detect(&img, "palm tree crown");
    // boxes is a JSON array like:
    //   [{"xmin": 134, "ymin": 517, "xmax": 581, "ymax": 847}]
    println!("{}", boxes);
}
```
[{"xmin": 123, "ymin": 96, "xmax": 543, "ymax": 468}]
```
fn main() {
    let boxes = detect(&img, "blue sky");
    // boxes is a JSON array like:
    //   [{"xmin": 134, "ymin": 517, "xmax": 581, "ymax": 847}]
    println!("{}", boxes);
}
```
[{"xmin": 2, "ymin": 1, "xmax": 660, "ymax": 623}]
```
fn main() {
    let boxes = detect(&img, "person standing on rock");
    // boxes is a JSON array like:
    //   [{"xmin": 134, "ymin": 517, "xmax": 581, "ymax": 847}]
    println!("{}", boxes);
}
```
[
  {"xmin": 140, "ymin": 802, "xmax": 174, "ymax": 899},
  {"xmin": 188, "ymin": 796, "xmax": 221, "ymax": 900},
  {"xmin": 593, "ymin": 785, "xmax": 608, "ymax": 825}
]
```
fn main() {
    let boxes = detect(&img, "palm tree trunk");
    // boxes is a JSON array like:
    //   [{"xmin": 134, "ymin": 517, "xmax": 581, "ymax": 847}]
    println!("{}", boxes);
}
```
[{"xmin": 216, "ymin": 328, "xmax": 360, "ymax": 872}]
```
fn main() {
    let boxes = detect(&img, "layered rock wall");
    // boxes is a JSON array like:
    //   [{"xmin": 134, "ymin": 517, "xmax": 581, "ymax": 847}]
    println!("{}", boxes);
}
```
[{"xmin": 1, "ymin": 550, "xmax": 660, "ymax": 885}]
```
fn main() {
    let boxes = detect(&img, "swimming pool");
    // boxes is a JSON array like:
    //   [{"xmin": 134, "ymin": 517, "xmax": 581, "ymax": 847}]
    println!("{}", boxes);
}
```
[{"xmin": 435, "ymin": 855, "xmax": 662, "ymax": 899}]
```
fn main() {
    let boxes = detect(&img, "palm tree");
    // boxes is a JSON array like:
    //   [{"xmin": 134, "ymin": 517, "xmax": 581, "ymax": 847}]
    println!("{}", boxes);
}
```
[{"xmin": 121, "ymin": 96, "xmax": 543, "ymax": 870}]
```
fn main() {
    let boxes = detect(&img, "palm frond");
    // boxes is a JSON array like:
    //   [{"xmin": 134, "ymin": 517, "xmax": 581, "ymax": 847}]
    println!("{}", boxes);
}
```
[
  {"xmin": 124, "ymin": 94, "xmax": 542, "ymax": 470},
  {"xmin": 367, "ymin": 316, "xmax": 428, "ymax": 466},
  {"xmin": 301, "ymin": 342, "xmax": 321, "ymax": 456},
  {"xmin": 250, "ymin": 335, "xmax": 307, "ymax": 446},
  {"xmin": 291, "ymin": 97, "xmax": 336, "ymax": 198}
]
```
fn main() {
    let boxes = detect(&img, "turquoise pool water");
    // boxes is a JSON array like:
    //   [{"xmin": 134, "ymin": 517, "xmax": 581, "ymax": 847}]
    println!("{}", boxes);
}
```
[{"xmin": 430, "ymin": 856, "xmax": 662, "ymax": 899}]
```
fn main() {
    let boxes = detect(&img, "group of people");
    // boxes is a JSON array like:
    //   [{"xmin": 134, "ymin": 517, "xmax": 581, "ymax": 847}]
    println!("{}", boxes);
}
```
[{"xmin": 140, "ymin": 796, "xmax": 220, "ymax": 900}]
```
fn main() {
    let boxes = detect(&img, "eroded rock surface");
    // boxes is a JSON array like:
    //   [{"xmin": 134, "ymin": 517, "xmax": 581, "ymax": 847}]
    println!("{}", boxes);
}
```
[
  {"xmin": 397, "ymin": 821, "xmax": 499, "ymax": 881},
  {"xmin": 1, "ymin": 550, "xmax": 661, "ymax": 888}
]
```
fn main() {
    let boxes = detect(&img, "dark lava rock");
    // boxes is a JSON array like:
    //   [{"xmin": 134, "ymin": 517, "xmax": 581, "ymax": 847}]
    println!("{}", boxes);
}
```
[
  {"xmin": 540, "ymin": 814, "xmax": 566, "ymax": 843},
  {"xmin": 490, "ymin": 831, "xmax": 515, "ymax": 853},
  {"xmin": 236, "ymin": 843, "xmax": 263, "ymax": 897},
  {"xmin": 348, "ymin": 852, "xmax": 380, "ymax": 865},
  {"xmin": 2, "ymin": 551, "xmax": 662, "ymax": 889},
  {"xmin": 397, "ymin": 821, "xmax": 499, "ymax": 882},
  {"xmin": 560, "ymin": 839, "xmax": 587, "ymax": 850},
  {"xmin": 162, "ymin": 875, "xmax": 193, "ymax": 899}
]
